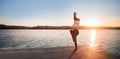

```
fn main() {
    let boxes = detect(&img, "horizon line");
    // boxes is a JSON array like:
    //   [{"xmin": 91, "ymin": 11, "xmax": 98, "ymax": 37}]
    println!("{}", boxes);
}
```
[{"xmin": 0, "ymin": 24, "xmax": 120, "ymax": 27}]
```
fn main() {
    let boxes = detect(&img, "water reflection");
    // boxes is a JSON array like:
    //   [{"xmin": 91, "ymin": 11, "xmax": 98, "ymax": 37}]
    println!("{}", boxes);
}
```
[
  {"xmin": 90, "ymin": 30, "xmax": 97, "ymax": 47},
  {"xmin": 0, "ymin": 30, "xmax": 120, "ymax": 56}
]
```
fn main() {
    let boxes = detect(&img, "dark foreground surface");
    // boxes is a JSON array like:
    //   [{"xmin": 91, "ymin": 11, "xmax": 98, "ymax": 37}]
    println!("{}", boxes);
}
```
[{"xmin": 0, "ymin": 46, "xmax": 120, "ymax": 59}]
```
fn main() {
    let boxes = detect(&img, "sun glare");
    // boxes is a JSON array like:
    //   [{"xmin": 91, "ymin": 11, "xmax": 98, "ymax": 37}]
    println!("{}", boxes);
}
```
[
  {"xmin": 90, "ymin": 30, "xmax": 97, "ymax": 47},
  {"xmin": 86, "ymin": 17, "xmax": 101, "ymax": 26}
]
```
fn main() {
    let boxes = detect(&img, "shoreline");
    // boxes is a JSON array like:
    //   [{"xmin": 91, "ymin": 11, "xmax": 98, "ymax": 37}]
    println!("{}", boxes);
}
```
[{"xmin": 0, "ymin": 46, "xmax": 120, "ymax": 59}]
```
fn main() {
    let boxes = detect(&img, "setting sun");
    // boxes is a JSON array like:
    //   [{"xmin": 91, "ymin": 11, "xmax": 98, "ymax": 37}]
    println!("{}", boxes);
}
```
[{"xmin": 85, "ymin": 17, "xmax": 101, "ymax": 26}]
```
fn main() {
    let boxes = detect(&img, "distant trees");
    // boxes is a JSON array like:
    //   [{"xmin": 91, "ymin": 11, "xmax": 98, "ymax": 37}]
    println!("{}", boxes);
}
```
[
  {"xmin": 0, "ymin": 24, "xmax": 120, "ymax": 30},
  {"xmin": 0, "ymin": 24, "xmax": 71, "ymax": 29},
  {"xmin": 0, "ymin": 24, "xmax": 29, "ymax": 29}
]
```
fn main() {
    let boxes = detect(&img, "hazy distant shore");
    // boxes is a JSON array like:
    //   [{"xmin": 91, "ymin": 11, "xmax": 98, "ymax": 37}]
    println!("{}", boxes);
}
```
[
  {"xmin": 0, "ymin": 46, "xmax": 120, "ymax": 59},
  {"xmin": 0, "ymin": 24, "xmax": 120, "ymax": 30}
]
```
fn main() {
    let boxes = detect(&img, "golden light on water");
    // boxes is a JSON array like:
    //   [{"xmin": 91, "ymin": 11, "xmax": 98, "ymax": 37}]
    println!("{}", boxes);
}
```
[{"xmin": 90, "ymin": 30, "xmax": 97, "ymax": 47}]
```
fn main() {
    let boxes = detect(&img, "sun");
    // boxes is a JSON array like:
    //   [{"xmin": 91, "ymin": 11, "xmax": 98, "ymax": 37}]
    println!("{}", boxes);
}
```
[{"xmin": 85, "ymin": 17, "xmax": 101, "ymax": 26}]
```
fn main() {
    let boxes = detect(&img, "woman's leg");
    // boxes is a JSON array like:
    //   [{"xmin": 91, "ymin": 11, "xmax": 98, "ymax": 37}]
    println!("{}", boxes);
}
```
[
  {"xmin": 70, "ymin": 30, "xmax": 77, "ymax": 50},
  {"xmin": 74, "ymin": 30, "xmax": 79, "ymax": 50},
  {"xmin": 70, "ymin": 30, "xmax": 75, "ymax": 42},
  {"xmin": 73, "ymin": 36, "xmax": 77, "ymax": 50}
]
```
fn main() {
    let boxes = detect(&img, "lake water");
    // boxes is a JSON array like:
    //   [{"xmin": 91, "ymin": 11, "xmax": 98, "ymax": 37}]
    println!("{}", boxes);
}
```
[{"xmin": 0, "ymin": 30, "xmax": 120, "ymax": 56}]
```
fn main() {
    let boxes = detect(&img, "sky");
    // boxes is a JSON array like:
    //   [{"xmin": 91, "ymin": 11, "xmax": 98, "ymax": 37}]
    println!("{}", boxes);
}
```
[{"xmin": 0, "ymin": 0, "xmax": 120, "ymax": 27}]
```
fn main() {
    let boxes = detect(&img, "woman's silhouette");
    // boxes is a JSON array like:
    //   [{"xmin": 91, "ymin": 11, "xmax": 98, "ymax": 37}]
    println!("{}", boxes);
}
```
[{"xmin": 70, "ymin": 12, "xmax": 80, "ymax": 50}]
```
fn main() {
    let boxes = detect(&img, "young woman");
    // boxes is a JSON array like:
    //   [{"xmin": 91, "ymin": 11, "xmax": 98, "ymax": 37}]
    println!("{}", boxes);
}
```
[{"xmin": 70, "ymin": 12, "xmax": 80, "ymax": 50}]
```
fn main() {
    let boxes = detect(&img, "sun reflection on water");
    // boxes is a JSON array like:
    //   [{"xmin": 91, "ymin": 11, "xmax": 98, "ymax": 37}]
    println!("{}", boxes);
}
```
[{"xmin": 90, "ymin": 30, "xmax": 97, "ymax": 47}]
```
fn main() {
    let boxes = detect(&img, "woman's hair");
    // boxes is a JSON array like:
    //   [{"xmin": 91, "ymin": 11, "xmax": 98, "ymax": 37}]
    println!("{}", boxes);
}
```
[
  {"xmin": 74, "ymin": 12, "xmax": 80, "ymax": 21},
  {"xmin": 74, "ymin": 12, "xmax": 77, "ymax": 15}
]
